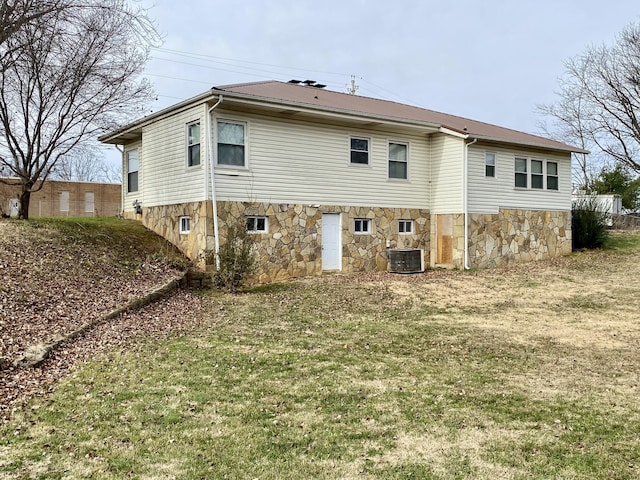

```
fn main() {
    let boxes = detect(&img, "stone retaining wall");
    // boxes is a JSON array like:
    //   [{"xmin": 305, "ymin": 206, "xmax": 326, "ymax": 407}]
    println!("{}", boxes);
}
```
[{"xmin": 469, "ymin": 209, "xmax": 571, "ymax": 269}]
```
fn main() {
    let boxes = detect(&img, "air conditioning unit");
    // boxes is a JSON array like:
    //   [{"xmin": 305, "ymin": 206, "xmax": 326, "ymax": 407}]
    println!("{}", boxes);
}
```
[{"xmin": 388, "ymin": 248, "xmax": 424, "ymax": 274}]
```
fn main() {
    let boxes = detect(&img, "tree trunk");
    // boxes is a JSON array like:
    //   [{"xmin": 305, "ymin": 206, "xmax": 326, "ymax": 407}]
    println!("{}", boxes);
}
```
[{"xmin": 19, "ymin": 188, "xmax": 31, "ymax": 220}]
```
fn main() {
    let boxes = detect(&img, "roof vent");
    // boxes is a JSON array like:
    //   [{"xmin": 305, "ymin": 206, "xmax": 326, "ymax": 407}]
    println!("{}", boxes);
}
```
[
  {"xmin": 289, "ymin": 79, "xmax": 326, "ymax": 89},
  {"xmin": 388, "ymin": 248, "xmax": 424, "ymax": 274}
]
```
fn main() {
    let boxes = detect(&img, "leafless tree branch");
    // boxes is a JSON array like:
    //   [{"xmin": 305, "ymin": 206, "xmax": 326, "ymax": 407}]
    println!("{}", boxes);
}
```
[{"xmin": 0, "ymin": 0, "xmax": 160, "ymax": 218}]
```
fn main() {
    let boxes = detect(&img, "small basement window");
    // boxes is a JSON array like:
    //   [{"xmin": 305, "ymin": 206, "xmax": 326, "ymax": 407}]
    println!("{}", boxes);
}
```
[
  {"xmin": 179, "ymin": 216, "xmax": 190, "ymax": 234},
  {"xmin": 399, "ymin": 220, "xmax": 413, "ymax": 234},
  {"xmin": 354, "ymin": 218, "xmax": 371, "ymax": 234},
  {"xmin": 246, "ymin": 216, "xmax": 267, "ymax": 233}
]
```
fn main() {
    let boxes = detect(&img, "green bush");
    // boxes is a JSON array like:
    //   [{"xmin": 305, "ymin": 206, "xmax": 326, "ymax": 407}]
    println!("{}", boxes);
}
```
[
  {"xmin": 572, "ymin": 196, "xmax": 610, "ymax": 250},
  {"xmin": 212, "ymin": 219, "xmax": 257, "ymax": 292}
]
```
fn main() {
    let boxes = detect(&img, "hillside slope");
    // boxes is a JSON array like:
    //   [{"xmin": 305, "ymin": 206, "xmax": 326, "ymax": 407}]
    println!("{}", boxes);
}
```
[{"xmin": 0, "ymin": 218, "xmax": 202, "ymax": 416}]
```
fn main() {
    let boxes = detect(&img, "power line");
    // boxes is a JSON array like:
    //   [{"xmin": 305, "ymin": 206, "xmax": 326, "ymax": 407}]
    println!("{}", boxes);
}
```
[{"xmin": 150, "ymin": 47, "xmax": 348, "ymax": 78}]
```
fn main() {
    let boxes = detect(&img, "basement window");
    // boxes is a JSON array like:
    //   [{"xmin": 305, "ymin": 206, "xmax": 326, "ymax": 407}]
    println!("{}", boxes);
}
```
[
  {"xmin": 354, "ymin": 218, "xmax": 371, "ymax": 234},
  {"xmin": 399, "ymin": 220, "xmax": 413, "ymax": 234},
  {"xmin": 179, "ymin": 216, "xmax": 191, "ymax": 234},
  {"xmin": 246, "ymin": 216, "xmax": 267, "ymax": 233}
]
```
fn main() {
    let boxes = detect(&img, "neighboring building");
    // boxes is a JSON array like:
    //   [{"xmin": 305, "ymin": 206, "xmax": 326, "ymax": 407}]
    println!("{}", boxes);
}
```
[
  {"xmin": 99, "ymin": 80, "xmax": 586, "ymax": 282},
  {"xmin": 0, "ymin": 178, "xmax": 121, "ymax": 218},
  {"xmin": 572, "ymin": 192, "xmax": 623, "ymax": 226}
]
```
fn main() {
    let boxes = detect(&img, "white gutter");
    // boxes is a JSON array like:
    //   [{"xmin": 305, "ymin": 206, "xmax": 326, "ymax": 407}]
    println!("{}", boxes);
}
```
[
  {"xmin": 463, "ymin": 137, "xmax": 478, "ymax": 270},
  {"xmin": 207, "ymin": 95, "xmax": 224, "ymax": 268}
]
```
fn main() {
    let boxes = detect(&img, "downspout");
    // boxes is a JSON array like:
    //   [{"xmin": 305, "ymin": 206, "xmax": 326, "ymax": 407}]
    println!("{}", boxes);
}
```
[
  {"xmin": 207, "ymin": 95, "xmax": 224, "ymax": 268},
  {"xmin": 463, "ymin": 137, "xmax": 477, "ymax": 270}
]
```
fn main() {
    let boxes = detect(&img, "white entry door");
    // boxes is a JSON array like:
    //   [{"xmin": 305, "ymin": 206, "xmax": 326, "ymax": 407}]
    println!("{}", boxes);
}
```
[
  {"xmin": 322, "ymin": 213, "xmax": 341, "ymax": 271},
  {"xmin": 8, "ymin": 198, "xmax": 19, "ymax": 217}
]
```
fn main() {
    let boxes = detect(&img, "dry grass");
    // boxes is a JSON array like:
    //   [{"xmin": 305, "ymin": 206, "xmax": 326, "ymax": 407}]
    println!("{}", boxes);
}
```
[{"xmin": 1, "ymin": 232, "xmax": 640, "ymax": 479}]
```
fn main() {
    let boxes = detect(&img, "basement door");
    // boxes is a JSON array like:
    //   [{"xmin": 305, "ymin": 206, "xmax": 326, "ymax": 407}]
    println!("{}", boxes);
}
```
[{"xmin": 321, "ymin": 213, "xmax": 341, "ymax": 271}]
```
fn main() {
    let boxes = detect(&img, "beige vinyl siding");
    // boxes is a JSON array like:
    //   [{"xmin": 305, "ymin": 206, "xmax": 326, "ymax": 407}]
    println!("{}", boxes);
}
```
[
  {"xmin": 430, "ymin": 133, "xmax": 464, "ymax": 213},
  {"xmin": 139, "ymin": 104, "xmax": 208, "ymax": 207},
  {"xmin": 467, "ymin": 144, "xmax": 571, "ymax": 213},
  {"xmin": 211, "ymin": 112, "xmax": 431, "ymax": 209},
  {"xmin": 122, "ymin": 141, "xmax": 141, "ymax": 213}
]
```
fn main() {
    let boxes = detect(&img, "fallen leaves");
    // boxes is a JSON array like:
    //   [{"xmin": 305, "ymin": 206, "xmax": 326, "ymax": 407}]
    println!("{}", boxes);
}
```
[{"xmin": 0, "ymin": 220, "xmax": 201, "ymax": 420}]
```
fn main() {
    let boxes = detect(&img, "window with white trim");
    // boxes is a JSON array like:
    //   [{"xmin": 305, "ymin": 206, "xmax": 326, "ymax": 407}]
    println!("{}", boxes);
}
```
[
  {"xmin": 217, "ymin": 120, "xmax": 246, "ymax": 167},
  {"xmin": 531, "ymin": 159, "xmax": 543, "ymax": 189},
  {"xmin": 399, "ymin": 220, "xmax": 413, "ymax": 234},
  {"xmin": 246, "ymin": 216, "xmax": 267, "ymax": 233},
  {"xmin": 515, "ymin": 157, "xmax": 560, "ymax": 191},
  {"xmin": 187, "ymin": 122, "xmax": 201, "ymax": 167},
  {"xmin": 485, "ymin": 152, "xmax": 496, "ymax": 177},
  {"xmin": 547, "ymin": 162, "xmax": 559, "ymax": 190},
  {"xmin": 354, "ymin": 218, "xmax": 371, "ymax": 234},
  {"xmin": 179, "ymin": 216, "xmax": 190, "ymax": 234},
  {"xmin": 388, "ymin": 142, "xmax": 408, "ymax": 179},
  {"xmin": 350, "ymin": 137, "xmax": 369, "ymax": 165},
  {"xmin": 126, "ymin": 149, "xmax": 139, "ymax": 193},
  {"xmin": 515, "ymin": 157, "xmax": 528, "ymax": 188}
]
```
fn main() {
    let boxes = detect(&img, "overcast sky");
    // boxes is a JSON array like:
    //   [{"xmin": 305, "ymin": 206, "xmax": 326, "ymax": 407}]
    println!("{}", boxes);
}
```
[{"xmin": 101, "ymin": 0, "xmax": 639, "ymax": 161}]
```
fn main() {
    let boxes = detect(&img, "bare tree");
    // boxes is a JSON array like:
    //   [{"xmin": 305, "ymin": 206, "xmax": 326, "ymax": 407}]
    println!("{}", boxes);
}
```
[
  {"xmin": 537, "ymin": 86, "xmax": 600, "ymax": 190},
  {"xmin": 51, "ymin": 149, "xmax": 121, "ymax": 184},
  {"xmin": 0, "ymin": 0, "xmax": 64, "ymax": 45},
  {"xmin": 540, "ymin": 21, "xmax": 640, "ymax": 186},
  {"xmin": 0, "ymin": 0, "xmax": 159, "ymax": 219}
]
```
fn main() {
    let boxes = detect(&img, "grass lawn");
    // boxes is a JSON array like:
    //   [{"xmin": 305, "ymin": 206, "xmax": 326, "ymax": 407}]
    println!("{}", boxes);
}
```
[{"xmin": 2, "ymin": 234, "xmax": 640, "ymax": 479}]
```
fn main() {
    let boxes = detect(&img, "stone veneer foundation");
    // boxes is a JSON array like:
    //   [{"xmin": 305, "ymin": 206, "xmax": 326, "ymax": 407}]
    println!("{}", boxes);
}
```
[
  {"xmin": 126, "ymin": 201, "xmax": 214, "ymax": 265},
  {"xmin": 128, "ymin": 202, "xmax": 570, "ymax": 282},
  {"xmin": 217, "ymin": 201, "xmax": 430, "ymax": 283},
  {"xmin": 468, "ymin": 209, "xmax": 571, "ymax": 269}
]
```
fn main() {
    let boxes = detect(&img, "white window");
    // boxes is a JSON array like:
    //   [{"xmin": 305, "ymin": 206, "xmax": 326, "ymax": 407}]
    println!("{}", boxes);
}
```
[
  {"xmin": 354, "ymin": 218, "xmax": 371, "ymax": 234},
  {"xmin": 399, "ymin": 220, "xmax": 413, "ymax": 234},
  {"xmin": 246, "ymin": 216, "xmax": 267, "ymax": 233},
  {"xmin": 388, "ymin": 142, "xmax": 408, "ymax": 179},
  {"xmin": 84, "ymin": 192, "xmax": 94, "ymax": 213},
  {"xmin": 547, "ymin": 162, "xmax": 559, "ymax": 190},
  {"xmin": 179, "ymin": 216, "xmax": 191, "ymax": 234},
  {"xmin": 59, "ymin": 191, "xmax": 69, "ymax": 212},
  {"xmin": 515, "ymin": 157, "xmax": 527, "ymax": 188},
  {"xmin": 531, "ymin": 159, "xmax": 543, "ymax": 189},
  {"xmin": 485, "ymin": 152, "xmax": 496, "ymax": 177},
  {"xmin": 350, "ymin": 137, "xmax": 369, "ymax": 165},
  {"xmin": 515, "ymin": 157, "xmax": 560, "ymax": 191},
  {"xmin": 218, "ymin": 121, "xmax": 246, "ymax": 167},
  {"xmin": 187, "ymin": 122, "xmax": 201, "ymax": 167},
  {"xmin": 127, "ymin": 149, "xmax": 139, "ymax": 193}
]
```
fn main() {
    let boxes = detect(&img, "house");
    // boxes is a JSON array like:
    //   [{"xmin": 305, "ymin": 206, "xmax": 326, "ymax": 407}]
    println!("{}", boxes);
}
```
[
  {"xmin": 0, "ymin": 178, "xmax": 121, "ymax": 218},
  {"xmin": 99, "ymin": 80, "xmax": 585, "ymax": 282}
]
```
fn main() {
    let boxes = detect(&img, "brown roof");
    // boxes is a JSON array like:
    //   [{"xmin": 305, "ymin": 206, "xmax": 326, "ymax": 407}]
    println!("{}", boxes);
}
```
[
  {"xmin": 213, "ymin": 80, "xmax": 585, "ymax": 154},
  {"xmin": 100, "ymin": 80, "xmax": 585, "ymax": 154}
]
